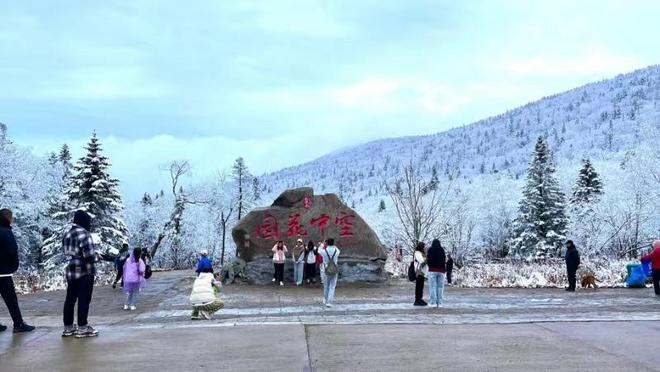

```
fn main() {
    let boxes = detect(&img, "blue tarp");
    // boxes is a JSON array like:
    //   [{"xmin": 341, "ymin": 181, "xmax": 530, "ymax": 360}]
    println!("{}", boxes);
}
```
[{"xmin": 627, "ymin": 264, "xmax": 647, "ymax": 288}]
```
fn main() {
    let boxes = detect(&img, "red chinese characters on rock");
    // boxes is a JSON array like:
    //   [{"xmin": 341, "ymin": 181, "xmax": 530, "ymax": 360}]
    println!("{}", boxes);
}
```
[
  {"xmin": 255, "ymin": 214, "xmax": 280, "ymax": 241},
  {"xmin": 287, "ymin": 213, "xmax": 308, "ymax": 238},
  {"xmin": 335, "ymin": 211, "xmax": 356, "ymax": 237},
  {"xmin": 303, "ymin": 196, "xmax": 313, "ymax": 210},
  {"xmin": 255, "ymin": 211, "xmax": 357, "ymax": 241},
  {"xmin": 309, "ymin": 213, "xmax": 331, "ymax": 236}
]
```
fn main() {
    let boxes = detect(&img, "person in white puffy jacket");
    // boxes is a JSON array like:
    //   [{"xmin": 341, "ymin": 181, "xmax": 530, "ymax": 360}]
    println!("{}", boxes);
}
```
[{"xmin": 190, "ymin": 269, "xmax": 223, "ymax": 320}]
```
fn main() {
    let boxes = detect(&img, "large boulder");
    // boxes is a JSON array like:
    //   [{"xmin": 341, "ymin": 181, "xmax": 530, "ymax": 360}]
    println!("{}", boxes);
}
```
[{"xmin": 232, "ymin": 188, "xmax": 387, "ymax": 284}]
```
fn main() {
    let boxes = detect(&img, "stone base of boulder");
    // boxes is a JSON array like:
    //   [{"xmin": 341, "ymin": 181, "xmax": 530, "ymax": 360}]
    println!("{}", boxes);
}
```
[{"xmin": 245, "ymin": 258, "xmax": 388, "ymax": 285}]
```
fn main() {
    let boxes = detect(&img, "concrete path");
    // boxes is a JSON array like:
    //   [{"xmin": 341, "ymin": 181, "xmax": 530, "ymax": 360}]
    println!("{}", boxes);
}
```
[
  {"xmin": 1, "ymin": 322, "xmax": 658, "ymax": 371},
  {"xmin": 1, "ymin": 270, "xmax": 659, "ymax": 371}
]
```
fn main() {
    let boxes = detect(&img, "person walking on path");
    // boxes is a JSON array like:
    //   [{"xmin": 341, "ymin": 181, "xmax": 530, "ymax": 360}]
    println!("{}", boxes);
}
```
[
  {"xmin": 565, "ymin": 240, "xmax": 580, "ymax": 292},
  {"xmin": 413, "ymin": 242, "xmax": 428, "ymax": 306},
  {"xmin": 446, "ymin": 254, "xmax": 454, "ymax": 285},
  {"xmin": 272, "ymin": 241, "xmax": 287, "ymax": 286},
  {"xmin": 641, "ymin": 240, "xmax": 660, "ymax": 296},
  {"xmin": 122, "ymin": 247, "xmax": 146, "ymax": 311},
  {"xmin": 304, "ymin": 241, "xmax": 317, "ymax": 284},
  {"xmin": 292, "ymin": 239, "xmax": 305, "ymax": 286},
  {"xmin": 427, "ymin": 239, "xmax": 446, "ymax": 307},
  {"xmin": 62, "ymin": 210, "xmax": 99, "ymax": 338},
  {"xmin": 196, "ymin": 249, "xmax": 213, "ymax": 275},
  {"xmin": 320, "ymin": 238, "xmax": 340, "ymax": 307},
  {"xmin": 112, "ymin": 243, "xmax": 130, "ymax": 289},
  {"xmin": 190, "ymin": 268, "xmax": 224, "ymax": 320},
  {"xmin": 0, "ymin": 209, "xmax": 35, "ymax": 334}
]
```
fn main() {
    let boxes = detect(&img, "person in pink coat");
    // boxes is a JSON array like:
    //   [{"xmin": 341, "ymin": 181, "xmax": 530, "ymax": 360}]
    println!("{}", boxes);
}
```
[{"xmin": 123, "ymin": 247, "xmax": 146, "ymax": 310}]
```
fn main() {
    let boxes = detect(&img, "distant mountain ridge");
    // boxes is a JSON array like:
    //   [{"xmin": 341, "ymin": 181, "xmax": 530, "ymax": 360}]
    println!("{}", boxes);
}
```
[{"xmin": 259, "ymin": 65, "xmax": 659, "ymax": 210}]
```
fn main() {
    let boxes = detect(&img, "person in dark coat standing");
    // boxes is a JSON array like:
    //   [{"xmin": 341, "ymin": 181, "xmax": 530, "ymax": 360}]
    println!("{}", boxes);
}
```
[
  {"xmin": 446, "ymin": 254, "xmax": 454, "ymax": 285},
  {"xmin": 62, "ymin": 210, "xmax": 99, "ymax": 338},
  {"xmin": 565, "ymin": 240, "xmax": 580, "ymax": 292},
  {"xmin": 426, "ymin": 239, "xmax": 446, "ymax": 307},
  {"xmin": 0, "ymin": 209, "xmax": 35, "ymax": 333}
]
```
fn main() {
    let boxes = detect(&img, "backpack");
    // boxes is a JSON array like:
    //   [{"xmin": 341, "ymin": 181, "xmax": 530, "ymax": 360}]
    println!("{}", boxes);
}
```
[
  {"xmin": 408, "ymin": 260, "xmax": 417, "ymax": 282},
  {"xmin": 324, "ymin": 249, "xmax": 338, "ymax": 276}
]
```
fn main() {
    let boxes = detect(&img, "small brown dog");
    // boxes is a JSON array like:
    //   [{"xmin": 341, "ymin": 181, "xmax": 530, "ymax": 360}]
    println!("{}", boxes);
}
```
[{"xmin": 581, "ymin": 274, "xmax": 598, "ymax": 289}]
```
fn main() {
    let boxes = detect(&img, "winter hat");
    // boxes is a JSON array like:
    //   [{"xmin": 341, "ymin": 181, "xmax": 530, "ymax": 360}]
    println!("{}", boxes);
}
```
[
  {"xmin": 653, "ymin": 240, "xmax": 660, "ymax": 250},
  {"xmin": 73, "ymin": 210, "xmax": 92, "ymax": 231},
  {"xmin": 200, "ymin": 249, "xmax": 209, "ymax": 256},
  {"xmin": 297, "ymin": 238, "xmax": 303, "ymax": 243}
]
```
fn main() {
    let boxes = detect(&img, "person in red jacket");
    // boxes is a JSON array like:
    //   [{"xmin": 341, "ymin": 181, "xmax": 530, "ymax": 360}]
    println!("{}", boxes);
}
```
[{"xmin": 641, "ymin": 240, "xmax": 660, "ymax": 296}]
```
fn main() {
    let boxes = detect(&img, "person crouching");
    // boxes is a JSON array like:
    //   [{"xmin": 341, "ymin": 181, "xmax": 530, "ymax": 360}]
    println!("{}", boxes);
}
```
[{"xmin": 190, "ymin": 268, "xmax": 224, "ymax": 320}]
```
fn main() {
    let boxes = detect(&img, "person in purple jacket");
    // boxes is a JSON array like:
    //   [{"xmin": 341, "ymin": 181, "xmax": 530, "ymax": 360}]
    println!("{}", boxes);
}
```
[{"xmin": 123, "ymin": 247, "xmax": 146, "ymax": 311}]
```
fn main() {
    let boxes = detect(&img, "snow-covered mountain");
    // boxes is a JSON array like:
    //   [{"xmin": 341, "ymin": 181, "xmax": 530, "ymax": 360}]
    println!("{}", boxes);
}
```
[{"xmin": 256, "ymin": 65, "xmax": 660, "ymax": 255}]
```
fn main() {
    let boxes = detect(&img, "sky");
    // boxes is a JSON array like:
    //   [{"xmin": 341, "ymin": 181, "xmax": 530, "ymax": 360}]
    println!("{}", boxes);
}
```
[{"xmin": 1, "ymin": 0, "xmax": 659, "ymax": 198}]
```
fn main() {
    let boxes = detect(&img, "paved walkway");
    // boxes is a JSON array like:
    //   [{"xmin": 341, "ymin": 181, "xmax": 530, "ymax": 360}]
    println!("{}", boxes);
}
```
[
  {"xmin": 1, "ymin": 270, "xmax": 659, "ymax": 371},
  {"xmin": 1, "ymin": 322, "xmax": 659, "ymax": 371}
]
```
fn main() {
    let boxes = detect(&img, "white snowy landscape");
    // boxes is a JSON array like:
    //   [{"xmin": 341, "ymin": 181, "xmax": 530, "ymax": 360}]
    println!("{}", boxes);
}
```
[{"xmin": 2, "ymin": 65, "xmax": 659, "ymax": 292}]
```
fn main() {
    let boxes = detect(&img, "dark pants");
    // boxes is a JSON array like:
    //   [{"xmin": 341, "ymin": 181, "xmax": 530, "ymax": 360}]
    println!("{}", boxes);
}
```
[
  {"xmin": 113, "ymin": 267, "xmax": 123, "ymax": 285},
  {"xmin": 273, "ymin": 263, "xmax": 284, "ymax": 283},
  {"xmin": 447, "ymin": 269, "xmax": 453, "ymax": 284},
  {"xmin": 0, "ymin": 276, "xmax": 24, "ymax": 326},
  {"xmin": 653, "ymin": 269, "xmax": 660, "ymax": 296},
  {"xmin": 567, "ymin": 268, "xmax": 577, "ymax": 290},
  {"xmin": 304, "ymin": 263, "xmax": 316, "ymax": 282},
  {"xmin": 415, "ymin": 275, "xmax": 425, "ymax": 301},
  {"xmin": 63, "ymin": 275, "xmax": 94, "ymax": 327}
]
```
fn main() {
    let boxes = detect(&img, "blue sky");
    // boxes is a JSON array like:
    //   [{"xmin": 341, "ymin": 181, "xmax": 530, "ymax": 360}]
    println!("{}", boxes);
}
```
[{"xmin": 1, "ymin": 0, "xmax": 659, "ymax": 198}]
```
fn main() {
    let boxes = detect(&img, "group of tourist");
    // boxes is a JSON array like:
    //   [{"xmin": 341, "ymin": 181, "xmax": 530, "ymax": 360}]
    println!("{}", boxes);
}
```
[
  {"xmin": 412, "ymin": 239, "xmax": 450, "ymax": 307},
  {"xmin": 272, "ymin": 238, "xmax": 341, "ymax": 306},
  {"xmin": 1, "ymin": 204, "xmax": 660, "ymax": 338}
]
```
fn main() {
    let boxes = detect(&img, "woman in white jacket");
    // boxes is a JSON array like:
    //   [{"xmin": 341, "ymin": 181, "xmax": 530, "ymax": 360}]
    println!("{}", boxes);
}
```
[
  {"xmin": 413, "ymin": 242, "xmax": 428, "ymax": 307},
  {"xmin": 190, "ymin": 270, "xmax": 224, "ymax": 320}
]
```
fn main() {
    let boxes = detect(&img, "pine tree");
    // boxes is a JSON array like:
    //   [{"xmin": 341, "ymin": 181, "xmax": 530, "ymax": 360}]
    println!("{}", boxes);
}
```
[
  {"xmin": 511, "ymin": 137, "xmax": 569, "ymax": 260},
  {"xmin": 378, "ymin": 199, "xmax": 386, "ymax": 213},
  {"xmin": 571, "ymin": 158, "xmax": 603, "ymax": 205},
  {"xmin": 44, "ymin": 133, "xmax": 128, "ymax": 264},
  {"xmin": 66, "ymin": 133, "xmax": 128, "ymax": 248},
  {"xmin": 41, "ymin": 144, "xmax": 76, "ymax": 269},
  {"xmin": 569, "ymin": 158, "xmax": 604, "ymax": 255},
  {"xmin": 252, "ymin": 176, "xmax": 261, "ymax": 201},
  {"xmin": 232, "ymin": 157, "xmax": 253, "ymax": 221}
]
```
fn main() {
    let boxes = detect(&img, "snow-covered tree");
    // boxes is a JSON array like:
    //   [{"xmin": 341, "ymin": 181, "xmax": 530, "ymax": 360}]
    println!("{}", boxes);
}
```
[
  {"xmin": 571, "ymin": 158, "xmax": 603, "ymax": 205},
  {"xmin": 511, "ymin": 137, "xmax": 569, "ymax": 259},
  {"xmin": 65, "ymin": 133, "xmax": 128, "ymax": 249},
  {"xmin": 232, "ymin": 157, "xmax": 253, "ymax": 221}
]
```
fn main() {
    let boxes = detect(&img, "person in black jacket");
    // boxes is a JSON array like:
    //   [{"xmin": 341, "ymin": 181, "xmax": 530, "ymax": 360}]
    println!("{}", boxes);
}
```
[
  {"xmin": 0, "ymin": 209, "xmax": 35, "ymax": 333},
  {"xmin": 446, "ymin": 254, "xmax": 454, "ymax": 285},
  {"xmin": 426, "ymin": 239, "xmax": 447, "ymax": 307},
  {"xmin": 565, "ymin": 240, "xmax": 580, "ymax": 292}
]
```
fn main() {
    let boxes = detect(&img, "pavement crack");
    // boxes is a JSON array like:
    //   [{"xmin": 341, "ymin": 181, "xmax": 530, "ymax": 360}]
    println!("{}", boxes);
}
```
[{"xmin": 304, "ymin": 324, "xmax": 314, "ymax": 372}]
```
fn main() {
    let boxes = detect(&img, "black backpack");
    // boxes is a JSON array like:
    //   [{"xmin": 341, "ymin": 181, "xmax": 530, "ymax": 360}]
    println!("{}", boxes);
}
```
[{"xmin": 407, "ymin": 260, "xmax": 416, "ymax": 282}]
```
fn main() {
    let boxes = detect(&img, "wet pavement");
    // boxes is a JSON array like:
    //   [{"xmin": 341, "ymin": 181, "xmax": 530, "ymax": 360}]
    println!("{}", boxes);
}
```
[{"xmin": 1, "ymin": 270, "xmax": 659, "ymax": 371}]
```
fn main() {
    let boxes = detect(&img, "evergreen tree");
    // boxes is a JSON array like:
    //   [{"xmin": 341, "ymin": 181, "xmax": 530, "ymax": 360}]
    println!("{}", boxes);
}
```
[
  {"xmin": 43, "ymin": 134, "xmax": 127, "ymax": 269},
  {"xmin": 511, "ymin": 137, "xmax": 569, "ymax": 259},
  {"xmin": 232, "ymin": 157, "xmax": 253, "ymax": 221},
  {"xmin": 252, "ymin": 176, "xmax": 261, "ymax": 201},
  {"xmin": 569, "ymin": 158, "xmax": 604, "ymax": 255},
  {"xmin": 571, "ymin": 158, "xmax": 603, "ymax": 205},
  {"xmin": 41, "ymin": 144, "xmax": 76, "ymax": 269},
  {"xmin": 378, "ymin": 199, "xmax": 386, "ymax": 213}
]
